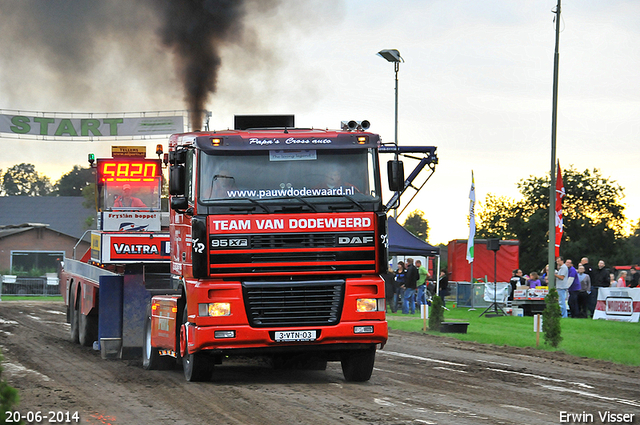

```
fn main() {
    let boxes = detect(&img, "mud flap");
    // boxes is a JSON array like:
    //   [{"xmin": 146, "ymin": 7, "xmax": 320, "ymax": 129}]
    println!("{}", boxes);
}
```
[{"xmin": 98, "ymin": 275, "xmax": 124, "ymax": 359}]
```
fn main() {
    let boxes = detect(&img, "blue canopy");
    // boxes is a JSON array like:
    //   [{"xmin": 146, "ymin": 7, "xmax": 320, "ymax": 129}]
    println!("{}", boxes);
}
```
[{"xmin": 388, "ymin": 216, "xmax": 440, "ymax": 256}]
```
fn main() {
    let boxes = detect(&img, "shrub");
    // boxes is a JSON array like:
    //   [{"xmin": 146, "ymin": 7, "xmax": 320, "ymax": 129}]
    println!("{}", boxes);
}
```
[
  {"xmin": 1, "ymin": 351, "xmax": 21, "ymax": 425},
  {"xmin": 542, "ymin": 288, "xmax": 562, "ymax": 347},
  {"xmin": 428, "ymin": 295, "xmax": 445, "ymax": 330}
]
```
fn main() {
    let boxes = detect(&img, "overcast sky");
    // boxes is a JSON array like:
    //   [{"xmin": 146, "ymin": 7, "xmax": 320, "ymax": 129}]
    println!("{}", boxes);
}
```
[{"xmin": 1, "ymin": 0, "xmax": 638, "ymax": 245}]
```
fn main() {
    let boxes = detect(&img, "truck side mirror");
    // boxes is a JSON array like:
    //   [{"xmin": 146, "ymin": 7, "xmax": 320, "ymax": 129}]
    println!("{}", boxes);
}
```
[
  {"xmin": 387, "ymin": 160, "xmax": 404, "ymax": 192},
  {"xmin": 171, "ymin": 196, "xmax": 188, "ymax": 211},
  {"xmin": 169, "ymin": 165, "xmax": 185, "ymax": 196},
  {"xmin": 169, "ymin": 149, "xmax": 187, "ymax": 165}
]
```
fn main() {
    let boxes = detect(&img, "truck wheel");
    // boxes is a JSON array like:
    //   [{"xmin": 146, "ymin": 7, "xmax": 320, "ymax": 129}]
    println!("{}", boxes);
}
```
[
  {"xmin": 69, "ymin": 291, "xmax": 80, "ymax": 344},
  {"xmin": 143, "ymin": 305, "xmax": 173, "ymax": 370},
  {"xmin": 340, "ymin": 347, "xmax": 376, "ymax": 382},
  {"xmin": 78, "ymin": 310, "xmax": 98, "ymax": 347},
  {"xmin": 181, "ymin": 308, "xmax": 213, "ymax": 382}
]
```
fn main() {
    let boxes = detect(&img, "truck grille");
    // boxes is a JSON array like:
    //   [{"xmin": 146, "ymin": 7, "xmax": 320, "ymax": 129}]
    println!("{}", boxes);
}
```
[
  {"xmin": 243, "ymin": 280, "xmax": 344, "ymax": 328},
  {"xmin": 209, "ymin": 232, "xmax": 376, "ymax": 277}
]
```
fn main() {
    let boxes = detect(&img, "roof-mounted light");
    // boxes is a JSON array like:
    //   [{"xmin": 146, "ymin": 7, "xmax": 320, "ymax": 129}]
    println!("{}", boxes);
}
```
[{"xmin": 211, "ymin": 138, "xmax": 222, "ymax": 147}]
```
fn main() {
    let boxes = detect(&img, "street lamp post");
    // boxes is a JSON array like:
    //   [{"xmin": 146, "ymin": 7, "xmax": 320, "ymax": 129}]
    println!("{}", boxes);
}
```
[{"xmin": 377, "ymin": 49, "xmax": 404, "ymax": 219}]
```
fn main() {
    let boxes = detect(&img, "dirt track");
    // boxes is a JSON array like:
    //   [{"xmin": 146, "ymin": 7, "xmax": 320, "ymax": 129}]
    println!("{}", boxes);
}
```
[{"xmin": 1, "ymin": 301, "xmax": 639, "ymax": 425}]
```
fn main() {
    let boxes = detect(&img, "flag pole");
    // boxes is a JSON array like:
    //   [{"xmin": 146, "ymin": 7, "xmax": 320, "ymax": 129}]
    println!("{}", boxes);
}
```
[
  {"xmin": 467, "ymin": 171, "xmax": 476, "ymax": 310},
  {"xmin": 548, "ymin": 0, "xmax": 561, "ymax": 289}
]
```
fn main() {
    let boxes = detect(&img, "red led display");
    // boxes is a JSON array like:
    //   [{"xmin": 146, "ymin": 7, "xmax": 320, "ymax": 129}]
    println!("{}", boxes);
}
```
[{"xmin": 97, "ymin": 159, "xmax": 161, "ymax": 182}]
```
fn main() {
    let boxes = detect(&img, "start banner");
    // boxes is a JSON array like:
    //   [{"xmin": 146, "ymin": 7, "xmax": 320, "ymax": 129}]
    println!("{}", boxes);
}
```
[
  {"xmin": 0, "ymin": 111, "xmax": 185, "ymax": 139},
  {"xmin": 593, "ymin": 287, "xmax": 640, "ymax": 322}
]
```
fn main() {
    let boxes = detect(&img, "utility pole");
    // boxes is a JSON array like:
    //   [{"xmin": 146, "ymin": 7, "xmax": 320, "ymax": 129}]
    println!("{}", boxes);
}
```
[{"xmin": 548, "ymin": 0, "xmax": 561, "ymax": 289}]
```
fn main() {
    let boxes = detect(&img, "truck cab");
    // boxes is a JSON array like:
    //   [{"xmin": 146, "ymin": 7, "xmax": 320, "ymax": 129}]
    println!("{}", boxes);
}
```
[{"xmin": 154, "ymin": 116, "xmax": 389, "ymax": 381}]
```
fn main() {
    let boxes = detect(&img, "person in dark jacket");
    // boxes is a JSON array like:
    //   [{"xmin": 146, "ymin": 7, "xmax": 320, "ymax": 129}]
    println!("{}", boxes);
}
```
[
  {"xmin": 402, "ymin": 258, "xmax": 419, "ymax": 314},
  {"xmin": 383, "ymin": 266, "xmax": 398, "ymax": 313},
  {"xmin": 438, "ymin": 269, "xmax": 450, "ymax": 306},
  {"xmin": 394, "ymin": 262, "xmax": 406, "ymax": 313},
  {"xmin": 588, "ymin": 260, "xmax": 609, "ymax": 317}
]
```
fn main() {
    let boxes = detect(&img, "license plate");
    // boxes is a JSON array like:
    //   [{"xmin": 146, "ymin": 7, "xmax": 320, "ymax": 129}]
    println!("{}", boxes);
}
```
[{"xmin": 274, "ymin": 330, "xmax": 317, "ymax": 342}]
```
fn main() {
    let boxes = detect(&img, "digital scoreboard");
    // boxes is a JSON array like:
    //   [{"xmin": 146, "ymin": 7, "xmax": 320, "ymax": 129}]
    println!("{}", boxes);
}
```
[{"xmin": 97, "ymin": 159, "xmax": 162, "ymax": 183}]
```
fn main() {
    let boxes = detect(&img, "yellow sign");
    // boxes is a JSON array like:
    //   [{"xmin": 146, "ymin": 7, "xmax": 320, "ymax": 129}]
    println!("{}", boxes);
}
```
[
  {"xmin": 112, "ymin": 146, "xmax": 146, "ymax": 157},
  {"xmin": 91, "ymin": 232, "xmax": 101, "ymax": 261}
]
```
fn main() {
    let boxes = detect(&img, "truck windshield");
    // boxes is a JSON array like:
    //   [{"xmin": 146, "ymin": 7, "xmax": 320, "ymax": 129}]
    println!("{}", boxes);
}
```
[{"xmin": 199, "ymin": 149, "xmax": 380, "ymax": 208}]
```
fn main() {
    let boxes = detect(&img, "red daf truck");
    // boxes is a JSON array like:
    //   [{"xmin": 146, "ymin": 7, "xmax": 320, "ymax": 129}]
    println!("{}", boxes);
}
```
[{"xmin": 60, "ymin": 115, "xmax": 437, "ymax": 382}]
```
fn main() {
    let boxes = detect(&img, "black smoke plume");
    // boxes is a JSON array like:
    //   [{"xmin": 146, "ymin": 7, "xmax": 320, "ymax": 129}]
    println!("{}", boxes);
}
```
[{"xmin": 157, "ymin": 0, "xmax": 247, "ymax": 130}]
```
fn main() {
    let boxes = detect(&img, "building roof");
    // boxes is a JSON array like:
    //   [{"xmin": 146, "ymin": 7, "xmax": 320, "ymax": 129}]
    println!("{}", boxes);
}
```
[{"xmin": 0, "ymin": 197, "xmax": 94, "ymax": 241}]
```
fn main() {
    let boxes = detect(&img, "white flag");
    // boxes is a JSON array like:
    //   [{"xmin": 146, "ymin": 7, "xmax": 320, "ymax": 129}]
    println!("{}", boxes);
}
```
[{"xmin": 466, "ymin": 171, "xmax": 475, "ymax": 263}]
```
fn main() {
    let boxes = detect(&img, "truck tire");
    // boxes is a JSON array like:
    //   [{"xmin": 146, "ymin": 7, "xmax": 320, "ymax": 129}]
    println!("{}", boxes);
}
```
[
  {"xmin": 340, "ymin": 346, "xmax": 376, "ymax": 382},
  {"xmin": 181, "ymin": 308, "xmax": 213, "ymax": 382},
  {"xmin": 78, "ymin": 310, "xmax": 98, "ymax": 347},
  {"xmin": 143, "ymin": 305, "xmax": 174, "ymax": 370},
  {"xmin": 69, "ymin": 291, "xmax": 80, "ymax": 344}
]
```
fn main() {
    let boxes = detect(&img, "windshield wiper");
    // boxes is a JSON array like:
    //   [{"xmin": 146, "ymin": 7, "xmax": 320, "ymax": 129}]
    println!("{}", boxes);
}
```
[
  {"xmin": 329, "ymin": 195, "xmax": 366, "ymax": 211},
  {"xmin": 292, "ymin": 196, "xmax": 319, "ymax": 212},
  {"xmin": 220, "ymin": 197, "xmax": 270, "ymax": 213}
]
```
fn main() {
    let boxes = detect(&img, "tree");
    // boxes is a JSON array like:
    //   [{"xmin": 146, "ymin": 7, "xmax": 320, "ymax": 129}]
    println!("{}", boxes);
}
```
[
  {"xmin": 403, "ymin": 210, "xmax": 429, "ymax": 241},
  {"xmin": 54, "ymin": 165, "xmax": 94, "ymax": 196},
  {"xmin": 82, "ymin": 184, "xmax": 97, "ymax": 229},
  {"xmin": 477, "ymin": 167, "xmax": 633, "ymax": 273},
  {"xmin": 2, "ymin": 163, "xmax": 52, "ymax": 196}
]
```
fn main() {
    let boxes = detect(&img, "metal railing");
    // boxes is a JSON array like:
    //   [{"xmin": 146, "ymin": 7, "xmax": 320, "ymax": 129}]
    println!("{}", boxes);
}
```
[
  {"xmin": 1, "ymin": 275, "xmax": 60, "ymax": 297},
  {"xmin": 445, "ymin": 282, "xmax": 504, "ymax": 308}
]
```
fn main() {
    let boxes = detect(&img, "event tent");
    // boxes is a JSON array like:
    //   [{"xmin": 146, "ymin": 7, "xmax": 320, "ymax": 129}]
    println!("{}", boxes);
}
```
[
  {"xmin": 387, "ymin": 217, "xmax": 440, "ymax": 257},
  {"xmin": 387, "ymin": 216, "xmax": 443, "ymax": 299}
]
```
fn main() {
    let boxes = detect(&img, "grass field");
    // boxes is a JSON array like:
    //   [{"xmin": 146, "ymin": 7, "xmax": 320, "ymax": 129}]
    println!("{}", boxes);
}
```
[
  {"xmin": 0, "ymin": 296, "xmax": 63, "ymax": 302},
  {"xmin": 388, "ymin": 307, "xmax": 640, "ymax": 366}
]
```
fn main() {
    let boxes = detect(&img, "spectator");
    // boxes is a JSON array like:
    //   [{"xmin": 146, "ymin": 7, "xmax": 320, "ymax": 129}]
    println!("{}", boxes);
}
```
[
  {"xmin": 528, "ymin": 271, "xmax": 541, "ymax": 289},
  {"xmin": 566, "ymin": 259, "xmax": 580, "ymax": 318},
  {"xmin": 630, "ymin": 266, "xmax": 640, "ymax": 288},
  {"xmin": 394, "ymin": 262, "xmax": 406, "ymax": 313},
  {"xmin": 509, "ymin": 269, "xmax": 526, "ymax": 301},
  {"xmin": 580, "ymin": 257, "xmax": 594, "ymax": 282},
  {"xmin": 540, "ymin": 265, "xmax": 550, "ymax": 285},
  {"xmin": 402, "ymin": 258, "xmax": 419, "ymax": 315},
  {"xmin": 415, "ymin": 260, "xmax": 431, "ymax": 311},
  {"xmin": 383, "ymin": 266, "xmax": 397, "ymax": 313},
  {"xmin": 589, "ymin": 260, "xmax": 610, "ymax": 318},
  {"xmin": 554, "ymin": 257, "xmax": 570, "ymax": 318},
  {"xmin": 576, "ymin": 264, "xmax": 591, "ymax": 318},
  {"xmin": 616, "ymin": 271, "xmax": 628, "ymax": 288},
  {"xmin": 609, "ymin": 273, "xmax": 616, "ymax": 286},
  {"xmin": 438, "ymin": 269, "xmax": 450, "ymax": 306}
]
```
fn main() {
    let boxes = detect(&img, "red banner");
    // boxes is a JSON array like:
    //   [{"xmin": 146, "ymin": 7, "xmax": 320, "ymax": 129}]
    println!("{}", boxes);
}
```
[
  {"xmin": 555, "ymin": 162, "xmax": 565, "ymax": 257},
  {"xmin": 208, "ymin": 213, "xmax": 375, "ymax": 234}
]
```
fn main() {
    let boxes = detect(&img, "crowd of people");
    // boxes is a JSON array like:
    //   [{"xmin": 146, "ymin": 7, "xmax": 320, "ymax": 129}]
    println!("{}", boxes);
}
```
[
  {"xmin": 384, "ymin": 256, "xmax": 638, "ymax": 317},
  {"xmin": 383, "ymin": 258, "xmax": 449, "ymax": 315},
  {"xmin": 512, "ymin": 257, "xmax": 640, "ymax": 319}
]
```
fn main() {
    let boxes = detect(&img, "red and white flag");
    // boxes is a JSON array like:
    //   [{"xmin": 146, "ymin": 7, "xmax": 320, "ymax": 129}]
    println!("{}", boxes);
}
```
[{"xmin": 555, "ymin": 162, "xmax": 565, "ymax": 257}]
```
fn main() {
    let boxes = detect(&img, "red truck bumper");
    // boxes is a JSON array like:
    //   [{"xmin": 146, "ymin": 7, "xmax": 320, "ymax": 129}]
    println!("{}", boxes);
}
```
[{"xmin": 184, "ymin": 320, "xmax": 388, "ymax": 355}]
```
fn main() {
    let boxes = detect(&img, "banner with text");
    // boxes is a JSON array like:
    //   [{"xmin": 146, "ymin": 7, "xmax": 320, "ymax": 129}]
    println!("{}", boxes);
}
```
[
  {"xmin": 593, "ymin": 287, "xmax": 640, "ymax": 322},
  {"xmin": 0, "ymin": 112, "xmax": 185, "ymax": 139}
]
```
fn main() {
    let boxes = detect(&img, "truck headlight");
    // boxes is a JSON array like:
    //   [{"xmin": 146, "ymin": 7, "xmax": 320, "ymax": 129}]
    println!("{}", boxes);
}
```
[
  {"xmin": 199, "ymin": 302, "xmax": 231, "ymax": 317},
  {"xmin": 357, "ymin": 298, "xmax": 384, "ymax": 312}
]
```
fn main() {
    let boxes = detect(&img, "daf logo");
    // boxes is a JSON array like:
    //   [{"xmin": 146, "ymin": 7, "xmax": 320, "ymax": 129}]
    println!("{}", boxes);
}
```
[{"xmin": 338, "ymin": 236, "xmax": 374, "ymax": 245}]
